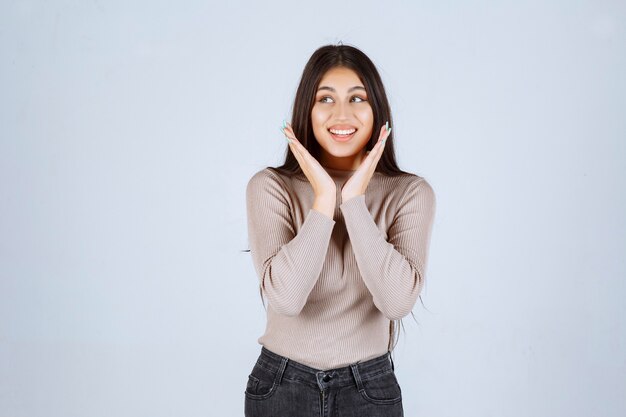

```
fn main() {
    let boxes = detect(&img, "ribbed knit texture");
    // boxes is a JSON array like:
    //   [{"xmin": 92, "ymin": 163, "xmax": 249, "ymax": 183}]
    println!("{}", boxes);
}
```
[{"xmin": 246, "ymin": 166, "xmax": 436, "ymax": 370}]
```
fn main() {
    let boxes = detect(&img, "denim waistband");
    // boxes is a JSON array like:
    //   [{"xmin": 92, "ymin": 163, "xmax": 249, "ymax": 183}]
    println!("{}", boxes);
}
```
[{"xmin": 255, "ymin": 346, "xmax": 396, "ymax": 391}]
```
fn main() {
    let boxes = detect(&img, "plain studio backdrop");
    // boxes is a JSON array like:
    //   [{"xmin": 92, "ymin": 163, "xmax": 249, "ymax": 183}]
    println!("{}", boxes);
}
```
[{"xmin": 1, "ymin": 1, "xmax": 624, "ymax": 416}]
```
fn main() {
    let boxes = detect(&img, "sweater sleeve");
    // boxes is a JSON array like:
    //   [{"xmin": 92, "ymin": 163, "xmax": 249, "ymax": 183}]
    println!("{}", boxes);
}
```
[
  {"xmin": 246, "ymin": 169, "xmax": 336, "ymax": 317},
  {"xmin": 339, "ymin": 177, "xmax": 436, "ymax": 320}
]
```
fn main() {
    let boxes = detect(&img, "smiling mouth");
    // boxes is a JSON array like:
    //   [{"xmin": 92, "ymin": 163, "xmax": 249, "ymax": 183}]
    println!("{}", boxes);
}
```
[{"xmin": 328, "ymin": 128, "xmax": 357, "ymax": 141}]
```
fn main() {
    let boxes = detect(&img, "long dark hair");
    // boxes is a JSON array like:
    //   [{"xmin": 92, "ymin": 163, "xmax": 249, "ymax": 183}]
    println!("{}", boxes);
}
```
[{"xmin": 246, "ymin": 43, "xmax": 425, "ymax": 357}]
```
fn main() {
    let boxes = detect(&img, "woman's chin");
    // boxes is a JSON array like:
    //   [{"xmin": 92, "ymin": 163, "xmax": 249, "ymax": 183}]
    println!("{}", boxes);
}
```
[{"xmin": 321, "ymin": 147, "xmax": 366, "ymax": 160}]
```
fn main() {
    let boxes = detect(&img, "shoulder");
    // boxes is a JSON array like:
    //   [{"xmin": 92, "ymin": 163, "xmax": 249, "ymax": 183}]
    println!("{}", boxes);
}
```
[
  {"xmin": 247, "ymin": 167, "xmax": 277, "ymax": 186},
  {"xmin": 403, "ymin": 175, "xmax": 436, "ymax": 210},
  {"xmin": 378, "ymin": 172, "xmax": 435, "ymax": 207},
  {"xmin": 407, "ymin": 175, "xmax": 434, "ymax": 197},
  {"xmin": 246, "ymin": 167, "xmax": 291, "ymax": 198},
  {"xmin": 376, "ymin": 171, "xmax": 433, "ymax": 192}
]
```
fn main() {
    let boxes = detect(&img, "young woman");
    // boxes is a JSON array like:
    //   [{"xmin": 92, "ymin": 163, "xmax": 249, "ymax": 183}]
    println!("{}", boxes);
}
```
[{"xmin": 244, "ymin": 44, "xmax": 436, "ymax": 417}]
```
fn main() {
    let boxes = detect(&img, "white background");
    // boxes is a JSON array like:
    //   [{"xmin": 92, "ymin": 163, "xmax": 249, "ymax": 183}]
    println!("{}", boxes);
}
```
[{"xmin": 1, "ymin": 1, "xmax": 624, "ymax": 416}]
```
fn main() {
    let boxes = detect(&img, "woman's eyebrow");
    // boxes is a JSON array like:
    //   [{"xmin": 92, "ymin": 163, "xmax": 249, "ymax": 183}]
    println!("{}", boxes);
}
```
[{"xmin": 317, "ymin": 86, "xmax": 366, "ymax": 92}]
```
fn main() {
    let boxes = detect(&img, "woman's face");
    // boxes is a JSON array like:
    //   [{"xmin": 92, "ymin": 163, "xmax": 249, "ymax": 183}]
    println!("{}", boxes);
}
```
[{"xmin": 311, "ymin": 66, "xmax": 374, "ymax": 170}]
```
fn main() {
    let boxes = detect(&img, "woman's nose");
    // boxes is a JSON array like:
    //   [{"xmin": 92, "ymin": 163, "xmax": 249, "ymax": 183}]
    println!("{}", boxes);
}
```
[{"xmin": 334, "ymin": 101, "xmax": 350, "ymax": 119}]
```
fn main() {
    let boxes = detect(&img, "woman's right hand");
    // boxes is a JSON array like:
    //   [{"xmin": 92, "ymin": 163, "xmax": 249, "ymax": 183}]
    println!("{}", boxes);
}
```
[{"xmin": 281, "ymin": 122, "xmax": 337, "ymax": 200}]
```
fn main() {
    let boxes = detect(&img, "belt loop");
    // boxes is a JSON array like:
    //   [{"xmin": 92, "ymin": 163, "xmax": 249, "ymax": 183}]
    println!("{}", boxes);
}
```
[
  {"xmin": 389, "ymin": 352, "xmax": 395, "ymax": 372},
  {"xmin": 350, "ymin": 363, "xmax": 365, "ymax": 391},
  {"xmin": 276, "ymin": 357, "xmax": 288, "ymax": 385}
]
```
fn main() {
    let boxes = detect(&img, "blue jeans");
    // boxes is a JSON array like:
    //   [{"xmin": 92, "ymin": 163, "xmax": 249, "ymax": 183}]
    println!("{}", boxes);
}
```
[{"xmin": 244, "ymin": 346, "xmax": 404, "ymax": 417}]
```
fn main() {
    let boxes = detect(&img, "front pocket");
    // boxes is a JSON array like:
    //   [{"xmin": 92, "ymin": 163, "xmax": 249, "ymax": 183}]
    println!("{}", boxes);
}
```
[
  {"xmin": 359, "ymin": 371, "xmax": 402, "ymax": 405},
  {"xmin": 244, "ymin": 364, "xmax": 279, "ymax": 400},
  {"xmin": 245, "ymin": 374, "xmax": 259, "ymax": 395}
]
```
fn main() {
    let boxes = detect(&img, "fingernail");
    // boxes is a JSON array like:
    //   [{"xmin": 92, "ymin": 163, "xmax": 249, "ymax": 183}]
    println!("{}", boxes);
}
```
[
  {"xmin": 282, "ymin": 120, "xmax": 287, "ymax": 129},
  {"xmin": 385, "ymin": 121, "xmax": 389, "ymax": 131},
  {"xmin": 388, "ymin": 127, "xmax": 392, "ymax": 135}
]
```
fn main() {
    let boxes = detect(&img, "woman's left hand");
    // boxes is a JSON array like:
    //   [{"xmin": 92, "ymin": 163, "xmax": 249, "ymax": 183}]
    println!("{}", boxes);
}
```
[{"xmin": 341, "ymin": 123, "xmax": 391, "ymax": 202}]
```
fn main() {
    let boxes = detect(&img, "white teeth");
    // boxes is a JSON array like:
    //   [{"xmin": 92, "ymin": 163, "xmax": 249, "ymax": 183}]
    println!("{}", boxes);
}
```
[{"xmin": 329, "ymin": 129, "xmax": 356, "ymax": 135}]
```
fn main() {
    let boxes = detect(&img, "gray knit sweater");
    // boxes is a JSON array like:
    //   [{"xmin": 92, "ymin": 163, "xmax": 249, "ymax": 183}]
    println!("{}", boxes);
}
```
[{"xmin": 246, "ymin": 166, "xmax": 436, "ymax": 370}]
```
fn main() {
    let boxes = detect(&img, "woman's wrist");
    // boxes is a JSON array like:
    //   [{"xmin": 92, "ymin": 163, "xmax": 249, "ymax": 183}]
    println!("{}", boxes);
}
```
[{"xmin": 313, "ymin": 195, "xmax": 336, "ymax": 219}]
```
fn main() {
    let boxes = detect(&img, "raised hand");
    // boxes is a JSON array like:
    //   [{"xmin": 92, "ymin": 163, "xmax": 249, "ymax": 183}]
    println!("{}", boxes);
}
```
[
  {"xmin": 281, "ymin": 121, "xmax": 337, "ymax": 218},
  {"xmin": 340, "ymin": 122, "xmax": 391, "ymax": 202}
]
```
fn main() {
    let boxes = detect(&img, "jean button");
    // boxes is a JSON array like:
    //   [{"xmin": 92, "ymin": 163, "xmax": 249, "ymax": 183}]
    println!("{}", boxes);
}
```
[{"xmin": 322, "ymin": 374, "xmax": 331, "ymax": 382}]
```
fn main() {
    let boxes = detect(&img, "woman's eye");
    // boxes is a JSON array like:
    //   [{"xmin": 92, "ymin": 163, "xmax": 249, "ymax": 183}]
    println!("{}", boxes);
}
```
[{"xmin": 318, "ymin": 96, "xmax": 366, "ymax": 103}]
